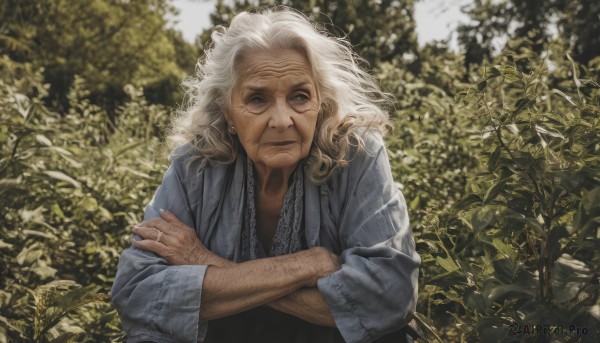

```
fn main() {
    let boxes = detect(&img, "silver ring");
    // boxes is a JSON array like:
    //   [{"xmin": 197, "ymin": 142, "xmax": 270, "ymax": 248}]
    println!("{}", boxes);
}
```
[{"xmin": 156, "ymin": 230, "xmax": 163, "ymax": 243}]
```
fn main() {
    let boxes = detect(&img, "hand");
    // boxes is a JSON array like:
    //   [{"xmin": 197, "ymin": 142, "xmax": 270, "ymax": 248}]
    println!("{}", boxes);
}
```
[
  {"xmin": 132, "ymin": 210, "xmax": 227, "ymax": 266},
  {"xmin": 304, "ymin": 247, "xmax": 341, "ymax": 287},
  {"xmin": 267, "ymin": 288, "xmax": 336, "ymax": 327}
]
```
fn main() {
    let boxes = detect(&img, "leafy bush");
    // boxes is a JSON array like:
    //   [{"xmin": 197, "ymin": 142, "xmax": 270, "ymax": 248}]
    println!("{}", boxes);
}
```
[
  {"xmin": 418, "ymin": 59, "xmax": 600, "ymax": 341},
  {"xmin": 1, "ymin": 0, "xmax": 196, "ymax": 109},
  {"xmin": 380, "ymin": 44, "xmax": 479, "ymax": 219},
  {"xmin": 0, "ymin": 56, "xmax": 170, "ymax": 342},
  {"xmin": 1, "ymin": 2, "xmax": 600, "ymax": 340}
]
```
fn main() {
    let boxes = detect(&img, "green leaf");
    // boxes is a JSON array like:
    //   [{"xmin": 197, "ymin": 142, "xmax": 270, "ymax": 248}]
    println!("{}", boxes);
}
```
[
  {"xmin": 16, "ymin": 243, "xmax": 44, "ymax": 265},
  {"xmin": 450, "ymin": 193, "xmax": 482, "ymax": 213},
  {"xmin": 49, "ymin": 333, "xmax": 82, "ymax": 343},
  {"xmin": 477, "ymin": 80, "xmax": 487, "ymax": 92},
  {"xmin": 49, "ymin": 146, "xmax": 73, "ymax": 156},
  {"xmin": 409, "ymin": 194, "xmax": 420, "ymax": 210},
  {"xmin": 31, "ymin": 259, "xmax": 57, "ymax": 280},
  {"xmin": 552, "ymin": 87, "xmax": 578, "ymax": 108},
  {"xmin": 35, "ymin": 134, "xmax": 53, "ymax": 147},
  {"xmin": 492, "ymin": 238, "xmax": 516, "ymax": 260},
  {"xmin": 483, "ymin": 66, "xmax": 502, "ymax": 79},
  {"xmin": 502, "ymin": 209, "xmax": 544, "ymax": 235},
  {"xmin": 0, "ymin": 176, "xmax": 22, "ymax": 186},
  {"xmin": 436, "ymin": 256, "xmax": 459, "ymax": 273},
  {"xmin": 78, "ymin": 197, "xmax": 98, "ymax": 212},
  {"xmin": 413, "ymin": 312, "xmax": 443, "ymax": 343},
  {"xmin": 471, "ymin": 207, "xmax": 498, "ymax": 232},
  {"xmin": 23, "ymin": 229, "xmax": 57, "ymax": 240},
  {"xmin": 464, "ymin": 288, "xmax": 488, "ymax": 314},
  {"xmin": 14, "ymin": 93, "xmax": 32, "ymax": 119},
  {"xmin": 114, "ymin": 141, "xmax": 145, "ymax": 158},
  {"xmin": 33, "ymin": 282, "xmax": 109, "ymax": 341},
  {"xmin": 495, "ymin": 65, "xmax": 521, "ymax": 82},
  {"xmin": 114, "ymin": 166, "xmax": 151, "ymax": 179},
  {"xmin": 476, "ymin": 317, "xmax": 514, "ymax": 342},
  {"xmin": 580, "ymin": 104, "xmax": 600, "ymax": 118},
  {"xmin": 487, "ymin": 147, "xmax": 501, "ymax": 172},
  {"xmin": 566, "ymin": 53, "xmax": 583, "ymax": 89},
  {"xmin": 99, "ymin": 206, "xmax": 114, "ymax": 221},
  {"xmin": 513, "ymin": 97, "xmax": 535, "ymax": 115},
  {"xmin": 483, "ymin": 178, "xmax": 509, "ymax": 204},
  {"xmin": 426, "ymin": 270, "xmax": 467, "ymax": 286},
  {"xmin": 487, "ymin": 282, "xmax": 534, "ymax": 302},
  {"xmin": 581, "ymin": 187, "xmax": 600, "ymax": 213},
  {"xmin": 43, "ymin": 171, "xmax": 81, "ymax": 189},
  {"xmin": 50, "ymin": 203, "xmax": 66, "ymax": 219},
  {"xmin": 0, "ymin": 240, "xmax": 13, "ymax": 249},
  {"xmin": 492, "ymin": 258, "xmax": 515, "ymax": 284},
  {"xmin": 0, "ymin": 316, "xmax": 28, "ymax": 337},
  {"xmin": 535, "ymin": 124, "xmax": 565, "ymax": 143}
]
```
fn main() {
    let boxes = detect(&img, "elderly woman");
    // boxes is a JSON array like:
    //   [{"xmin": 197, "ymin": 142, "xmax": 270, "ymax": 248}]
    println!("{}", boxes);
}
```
[{"xmin": 112, "ymin": 7, "xmax": 420, "ymax": 343}]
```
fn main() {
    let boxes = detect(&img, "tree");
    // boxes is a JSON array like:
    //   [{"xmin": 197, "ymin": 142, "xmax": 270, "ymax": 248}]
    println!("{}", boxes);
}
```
[
  {"xmin": 555, "ymin": 0, "xmax": 600, "ymax": 65},
  {"xmin": 457, "ymin": 0, "xmax": 600, "ymax": 70},
  {"xmin": 198, "ymin": 0, "xmax": 419, "ymax": 68},
  {"xmin": 0, "ymin": 0, "xmax": 197, "ymax": 111}
]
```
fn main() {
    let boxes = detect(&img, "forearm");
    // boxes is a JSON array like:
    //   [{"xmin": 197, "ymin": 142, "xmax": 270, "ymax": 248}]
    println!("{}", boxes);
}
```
[
  {"xmin": 200, "ymin": 247, "xmax": 336, "ymax": 320},
  {"xmin": 267, "ymin": 288, "xmax": 336, "ymax": 327}
]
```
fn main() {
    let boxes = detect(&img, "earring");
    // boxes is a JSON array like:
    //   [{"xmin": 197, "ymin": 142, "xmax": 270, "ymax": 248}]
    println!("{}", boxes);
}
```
[{"xmin": 228, "ymin": 126, "xmax": 236, "ymax": 135}]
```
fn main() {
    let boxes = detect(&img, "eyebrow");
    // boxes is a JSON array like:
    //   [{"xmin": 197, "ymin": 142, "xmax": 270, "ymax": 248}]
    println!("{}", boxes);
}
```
[{"xmin": 242, "ymin": 80, "xmax": 313, "ymax": 92}]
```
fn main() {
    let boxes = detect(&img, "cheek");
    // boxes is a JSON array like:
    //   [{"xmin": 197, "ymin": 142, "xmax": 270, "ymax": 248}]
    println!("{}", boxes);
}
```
[
  {"xmin": 239, "ymin": 130, "xmax": 259, "ymax": 151},
  {"xmin": 298, "ymin": 111, "xmax": 319, "ymax": 147},
  {"xmin": 233, "ymin": 109, "xmax": 258, "ymax": 136},
  {"xmin": 236, "ymin": 119, "xmax": 265, "ymax": 156}
]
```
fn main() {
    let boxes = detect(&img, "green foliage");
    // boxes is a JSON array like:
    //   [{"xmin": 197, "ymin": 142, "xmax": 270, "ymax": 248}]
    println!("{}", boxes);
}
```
[
  {"xmin": 1, "ymin": 280, "xmax": 109, "ymax": 342},
  {"xmin": 419, "ymin": 58, "xmax": 600, "ymax": 341},
  {"xmin": 380, "ymin": 43, "xmax": 478, "ymax": 219},
  {"xmin": 199, "ymin": 0, "xmax": 418, "ymax": 67},
  {"xmin": 0, "ymin": 56, "xmax": 169, "ymax": 341},
  {"xmin": 458, "ymin": 0, "xmax": 600, "ymax": 68},
  {"xmin": 0, "ymin": 0, "xmax": 196, "ymax": 110},
  {"xmin": 1, "ymin": 1, "xmax": 600, "ymax": 342}
]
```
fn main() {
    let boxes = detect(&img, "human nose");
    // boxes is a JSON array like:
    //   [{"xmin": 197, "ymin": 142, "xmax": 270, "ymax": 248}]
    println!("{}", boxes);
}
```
[{"xmin": 268, "ymin": 99, "xmax": 294, "ymax": 129}]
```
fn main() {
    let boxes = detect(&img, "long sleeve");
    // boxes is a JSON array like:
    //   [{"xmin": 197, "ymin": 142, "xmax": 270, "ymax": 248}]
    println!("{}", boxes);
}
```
[
  {"xmin": 111, "ymin": 153, "xmax": 210, "ymax": 343},
  {"xmin": 317, "ymin": 133, "xmax": 420, "ymax": 343}
]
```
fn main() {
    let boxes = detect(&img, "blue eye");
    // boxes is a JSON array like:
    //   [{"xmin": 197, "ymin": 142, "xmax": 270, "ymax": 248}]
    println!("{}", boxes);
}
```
[
  {"xmin": 249, "ymin": 96, "xmax": 266, "ymax": 105},
  {"xmin": 292, "ymin": 93, "xmax": 309, "ymax": 102}
]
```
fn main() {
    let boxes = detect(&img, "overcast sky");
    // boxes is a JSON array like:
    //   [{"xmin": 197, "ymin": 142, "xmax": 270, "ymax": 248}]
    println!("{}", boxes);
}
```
[{"xmin": 170, "ymin": 0, "xmax": 473, "ymax": 50}]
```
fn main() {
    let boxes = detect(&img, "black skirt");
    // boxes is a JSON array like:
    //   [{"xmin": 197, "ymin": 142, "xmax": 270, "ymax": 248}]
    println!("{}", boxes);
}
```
[{"xmin": 204, "ymin": 307, "xmax": 414, "ymax": 343}]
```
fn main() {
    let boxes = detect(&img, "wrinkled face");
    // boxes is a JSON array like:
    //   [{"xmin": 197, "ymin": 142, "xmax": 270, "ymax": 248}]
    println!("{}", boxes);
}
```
[{"xmin": 225, "ymin": 48, "xmax": 320, "ymax": 171}]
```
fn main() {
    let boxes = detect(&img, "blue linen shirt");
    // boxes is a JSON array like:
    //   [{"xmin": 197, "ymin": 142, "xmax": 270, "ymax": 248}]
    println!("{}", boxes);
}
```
[{"xmin": 111, "ymin": 132, "xmax": 420, "ymax": 343}]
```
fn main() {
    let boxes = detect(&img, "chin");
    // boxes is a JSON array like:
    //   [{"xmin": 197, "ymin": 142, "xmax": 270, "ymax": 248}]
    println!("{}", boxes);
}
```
[
  {"xmin": 262, "ymin": 153, "xmax": 304, "ymax": 169},
  {"xmin": 264, "ymin": 159, "xmax": 301, "ymax": 170}
]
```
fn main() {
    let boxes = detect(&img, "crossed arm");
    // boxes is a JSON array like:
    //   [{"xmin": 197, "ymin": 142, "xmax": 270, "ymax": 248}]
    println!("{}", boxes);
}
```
[{"xmin": 132, "ymin": 210, "xmax": 338, "ymax": 327}]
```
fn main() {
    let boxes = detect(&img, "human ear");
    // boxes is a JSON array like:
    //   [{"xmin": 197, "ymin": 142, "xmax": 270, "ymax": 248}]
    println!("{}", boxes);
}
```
[{"xmin": 221, "ymin": 106, "xmax": 233, "ymax": 127}]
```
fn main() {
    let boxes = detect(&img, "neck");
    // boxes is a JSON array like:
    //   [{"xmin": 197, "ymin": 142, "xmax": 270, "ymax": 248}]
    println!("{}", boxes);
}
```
[{"xmin": 254, "ymin": 164, "xmax": 297, "ymax": 197}]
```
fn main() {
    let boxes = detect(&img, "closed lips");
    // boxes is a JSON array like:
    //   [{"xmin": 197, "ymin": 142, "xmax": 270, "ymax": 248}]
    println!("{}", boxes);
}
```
[{"xmin": 269, "ymin": 141, "xmax": 295, "ymax": 146}]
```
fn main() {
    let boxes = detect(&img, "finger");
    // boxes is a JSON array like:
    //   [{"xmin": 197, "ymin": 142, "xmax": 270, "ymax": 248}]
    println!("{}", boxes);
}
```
[
  {"xmin": 133, "ymin": 226, "xmax": 165, "ymax": 242},
  {"xmin": 139, "ymin": 216, "xmax": 166, "ymax": 230},
  {"xmin": 138, "ymin": 217, "xmax": 175, "ymax": 236},
  {"xmin": 159, "ymin": 210, "xmax": 206, "ymax": 246},
  {"xmin": 159, "ymin": 209, "xmax": 188, "ymax": 228},
  {"xmin": 132, "ymin": 239, "xmax": 167, "ymax": 255}
]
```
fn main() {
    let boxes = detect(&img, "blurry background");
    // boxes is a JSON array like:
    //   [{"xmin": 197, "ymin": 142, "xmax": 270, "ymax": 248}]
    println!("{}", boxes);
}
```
[
  {"xmin": 1, "ymin": 0, "xmax": 599, "ymax": 342},
  {"xmin": 171, "ymin": 0, "xmax": 473, "ymax": 49}
]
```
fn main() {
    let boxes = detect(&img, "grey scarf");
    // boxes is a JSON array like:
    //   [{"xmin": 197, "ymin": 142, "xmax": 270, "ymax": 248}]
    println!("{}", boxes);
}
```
[{"xmin": 241, "ymin": 157, "xmax": 307, "ymax": 260}]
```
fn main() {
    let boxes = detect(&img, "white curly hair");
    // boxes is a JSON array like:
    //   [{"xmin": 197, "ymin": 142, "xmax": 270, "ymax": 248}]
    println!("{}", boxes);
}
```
[{"xmin": 169, "ymin": 6, "xmax": 391, "ymax": 184}]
